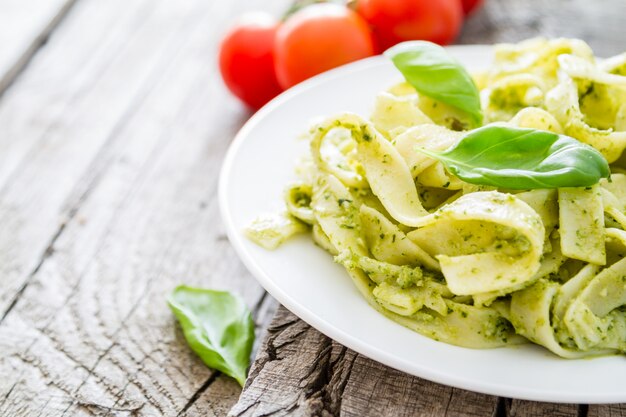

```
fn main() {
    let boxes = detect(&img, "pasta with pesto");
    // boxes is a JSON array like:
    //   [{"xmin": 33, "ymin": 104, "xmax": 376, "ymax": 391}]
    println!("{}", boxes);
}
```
[{"xmin": 246, "ymin": 38, "xmax": 626, "ymax": 358}]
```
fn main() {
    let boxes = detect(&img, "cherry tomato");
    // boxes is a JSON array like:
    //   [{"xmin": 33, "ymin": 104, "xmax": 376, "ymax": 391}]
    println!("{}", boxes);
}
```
[
  {"xmin": 274, "ymin": 3, "xmax": 375, "ymax": 89},
  {"xmin": 461, "ymin": 0, "xmax": 484, "ymax": 16},
  {"xmin": 356, "ymin": 0, "xmax": 463, "ymax": 52},
  {"xmin": 219, "ymin": 13, "xmax": 283, "ymax": 109}
]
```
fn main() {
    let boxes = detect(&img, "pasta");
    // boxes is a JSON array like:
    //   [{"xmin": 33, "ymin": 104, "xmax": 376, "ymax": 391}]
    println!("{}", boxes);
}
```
[{"xmin": 246, "ymin": 38, "xmax": 626, "ymax": 358}]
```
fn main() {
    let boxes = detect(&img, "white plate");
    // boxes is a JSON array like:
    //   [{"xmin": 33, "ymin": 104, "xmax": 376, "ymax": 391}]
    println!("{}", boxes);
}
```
[{"xmin": 219, "ymin": 46, "xmax": 626, "ymax": 403}]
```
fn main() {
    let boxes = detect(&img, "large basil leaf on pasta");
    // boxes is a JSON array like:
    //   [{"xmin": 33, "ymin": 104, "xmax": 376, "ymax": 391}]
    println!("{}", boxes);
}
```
[
  {"xmin": 168, "ymin": 286, "xmax": 255, "ymax": 386},
  {"xmin": 385, "ymin": 41, "xmax": 482, "ymax": 127},
  {"xmin": 418, "ymin": 126, "xmax": 610, "ymax": 189}
]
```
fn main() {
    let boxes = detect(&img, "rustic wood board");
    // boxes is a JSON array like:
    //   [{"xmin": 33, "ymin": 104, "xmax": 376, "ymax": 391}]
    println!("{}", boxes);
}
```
[
  {"xmin": 0, "ymin": 0, "xmax": 288, "ymax": 415},
  {"xmin": 0, "ymin": 0, "xmax": 77, "ymax": 95},
  {"xmin": 0, "ymin": 0, "xmax": 623, "ymax": 415}
]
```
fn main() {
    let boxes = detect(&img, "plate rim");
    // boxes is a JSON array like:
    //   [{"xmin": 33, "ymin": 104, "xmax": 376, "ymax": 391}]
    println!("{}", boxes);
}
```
[{"xmin": 219, "ymin": 46, "xmax": 626, "ymax": 404}]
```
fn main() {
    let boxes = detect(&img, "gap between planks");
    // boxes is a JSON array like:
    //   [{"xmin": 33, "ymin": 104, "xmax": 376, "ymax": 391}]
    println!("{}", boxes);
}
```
[
  {"xmin": 0, "ymin": 0, "xmax": 290, "ymax": 415},
  {"xmin": 0, "ymin": 0, "xmax": 79, "ymax": 98}
]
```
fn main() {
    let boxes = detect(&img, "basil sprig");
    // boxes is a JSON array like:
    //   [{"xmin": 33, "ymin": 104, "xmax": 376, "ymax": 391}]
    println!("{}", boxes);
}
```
[
  {"xmin": 168, "ymin": 286, "xmax": 255, "ymax": 386},
  {"xmin": 417, "ymin": 126, "xmax": 610, "ymax": 189},
  {"xmin": 385, "ymin": 41, "xmax": 483, "ymax": 127}
]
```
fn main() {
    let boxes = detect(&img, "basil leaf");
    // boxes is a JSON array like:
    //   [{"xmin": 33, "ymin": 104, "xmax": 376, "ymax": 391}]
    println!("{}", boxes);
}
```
[
  {"xmin": 417, "ymin": 125, "xmax": 610, "ymax": 189},
  {"xmin": 385, "ymin": 41, "xmax": 483, "ymax": 127},
  {"xmin": 168, "ymin": 286, "xmax": 255, "ymax": 386}
]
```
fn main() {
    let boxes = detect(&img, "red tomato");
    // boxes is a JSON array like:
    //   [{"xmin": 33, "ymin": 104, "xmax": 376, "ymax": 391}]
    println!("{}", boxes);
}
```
[
  {"xmin": 219, "ymin": 13, "xmax": 283, "ymax": 109},
  {"xmin": 274, "ymin": 3, "xmax": 375, "ymax": 89},
  {"xmin": 461, "ymin": 0, "xmax": 484, "ymax": 16},
  {"xmin": 356, "ymin": 0, "xmax": 463, "ymax": 52}
]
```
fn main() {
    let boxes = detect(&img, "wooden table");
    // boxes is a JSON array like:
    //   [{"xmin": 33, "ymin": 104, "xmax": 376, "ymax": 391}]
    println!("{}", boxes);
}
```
[{"xmin": 0, "ymin": 0, "xmax": 624, "ymax": 416}]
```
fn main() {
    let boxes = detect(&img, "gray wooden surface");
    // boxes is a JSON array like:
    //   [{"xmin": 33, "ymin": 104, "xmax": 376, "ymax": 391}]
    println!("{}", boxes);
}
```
[{"xmin": 0, "ymin": 0, "xmax": 623, "ymax": 416}]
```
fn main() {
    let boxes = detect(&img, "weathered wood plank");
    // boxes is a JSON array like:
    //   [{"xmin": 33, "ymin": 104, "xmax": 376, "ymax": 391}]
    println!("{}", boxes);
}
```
[
  {"xmin": 0, "ymin": 0, "xmax": 267, "ymax": 319},
  {"xmin": 0, "ymin": 1, "xmax": 228, "ymax": 413},
  {"xmin": 0, "ymin": 0, "xmax": 289, "ymax": 414},
  {"xmin": 341, "ymin": 357, "xmax": 500, "ymax": 417},
  {"xmin": 0, "ymin": 0, "xmax": 77, "ymax": 95},
  {"xmin": 507, "ymin": 401, "xmax": 579, "ymax": 417},
  {"xmin": 230, "ymin": 306, "xmax": 500, "ymax": 417},
  {"xmin": 590, "ymin": 404, "xmax": 626, "ymax": 417},
  {"xmin": 181, "ymin": 377, "xmax": 244, "ymax": 417},
  {"xmin": 0, "ymin": 0, "xmax": 184, "ymax": 319}
]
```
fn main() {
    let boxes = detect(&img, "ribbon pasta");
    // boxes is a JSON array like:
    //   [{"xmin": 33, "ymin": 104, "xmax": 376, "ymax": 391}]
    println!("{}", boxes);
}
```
[{"xmin": 247, "ymin": 38, "xmax": 626, "ymax": 358}]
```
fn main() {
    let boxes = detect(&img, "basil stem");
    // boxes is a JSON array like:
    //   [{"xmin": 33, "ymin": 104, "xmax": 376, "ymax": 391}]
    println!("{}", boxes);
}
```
[
  {"xmin": 168, "ymin": 286, "xmax": 255, "ymax": 387},
  {"xmin": 385, "ymin": 41, "xmax": 483, "ymax": 128},
  {"xmin": 417, "ymin": 125, "xmax": 610, "ymax": 189}
]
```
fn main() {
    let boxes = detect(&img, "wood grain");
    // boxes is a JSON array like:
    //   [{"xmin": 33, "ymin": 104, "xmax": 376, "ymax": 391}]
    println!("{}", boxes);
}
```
[
  {"xmin": 507, "ymin": 401, "xmax": 579, "ymax": 417},
  {"xmin": 590, "ymin": 405, "xmax": 626, "ymax": 417},
  {"xmin": 0, "ymin": 0, "xmax": 189, "ymax": 320},
  {"xmin": 0, "ymin": 0, "xmax": 77, "ymax": 95},
  {"xmin": 0, "ymin": 0, "xmax": 288, "ymax": 415},
  {"xmin": 231, "ymin": 306, "xmax": 501, "ymax": 417}
]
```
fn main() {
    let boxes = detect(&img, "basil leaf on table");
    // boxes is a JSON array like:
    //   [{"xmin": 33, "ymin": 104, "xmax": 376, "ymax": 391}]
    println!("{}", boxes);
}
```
[
  {"xmin": 168, "ymin": 285, "xmax": 254, "ymax": 387},
  {"xmin": 417, "ymin": 125, "xmax": 610, "ymax": 189},
  {"xmin": 385, "ymin": 41, "xmax": 483, "ymax": 128}
]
